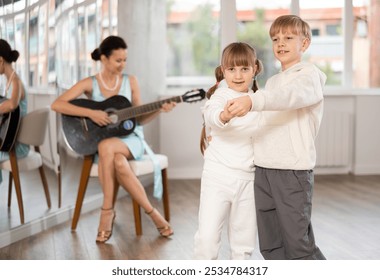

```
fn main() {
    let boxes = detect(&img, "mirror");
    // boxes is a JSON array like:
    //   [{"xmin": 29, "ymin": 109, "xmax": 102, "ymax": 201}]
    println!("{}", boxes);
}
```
[{"xmin": 0, "ymin": 94, "xmax": 104, "ymax": 248}]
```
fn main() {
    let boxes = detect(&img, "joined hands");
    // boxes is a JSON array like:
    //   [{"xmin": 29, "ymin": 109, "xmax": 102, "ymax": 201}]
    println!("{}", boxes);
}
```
[{"xmin": 220, "ymin": 95, "xmax": 253, "ymax": 123}]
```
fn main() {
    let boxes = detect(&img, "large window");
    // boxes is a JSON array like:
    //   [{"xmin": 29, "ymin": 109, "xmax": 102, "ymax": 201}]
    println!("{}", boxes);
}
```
[
  {"xmin": 1, "ymin": 0, "xmax": 379, "ymax": 92},
  {"xmin": 353, "ymin": 0, "xmax": 379, "ymax": 88},
  {"xmin": 166, "ymin": 0, "xmax": 221, "ymax": 86},
  {"xmin": 14, "ymin": 12, "xmax": 27, "ymax": 83},
  {"xmin": 236, "ymin": 0, "xmax": 291, "ymax": 85},
  {"xmin": 55, "ymin": 0, "xmax": 116, "ymax": 89},
  {"xmin": 299, "ymin": 0, "xmax": 344, "ymax": 86},
  {"xmin": 166, "ymin": 0, "xmax": 379, "ymax": 90}
]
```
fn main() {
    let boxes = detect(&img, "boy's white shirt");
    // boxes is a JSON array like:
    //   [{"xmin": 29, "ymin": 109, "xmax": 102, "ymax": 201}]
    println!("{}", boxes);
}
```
[
  {"xmin": 249, "ymin": 61, "xmax": 327, "ymax": 170},
  {"xmin": 202, "ymin": 87, "xmax": 259, "ymax": 177}
]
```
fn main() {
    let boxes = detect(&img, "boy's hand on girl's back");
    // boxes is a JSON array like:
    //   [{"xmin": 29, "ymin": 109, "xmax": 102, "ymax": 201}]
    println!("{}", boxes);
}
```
[{"xmin": 226, "ymin": 95, "xmax": 252, "ymax": 117}]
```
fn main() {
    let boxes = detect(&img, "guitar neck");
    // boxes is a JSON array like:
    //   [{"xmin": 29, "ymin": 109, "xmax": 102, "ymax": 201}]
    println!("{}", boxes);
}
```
[{"xmin": 117, "ymin": 95, "xmax": 183, "ymax": 121}]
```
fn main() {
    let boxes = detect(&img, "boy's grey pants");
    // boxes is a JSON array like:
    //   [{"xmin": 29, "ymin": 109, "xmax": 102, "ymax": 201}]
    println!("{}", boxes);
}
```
[{"xmin": 254, "ymin": 166, "xmax": 326, "ymax": 260}]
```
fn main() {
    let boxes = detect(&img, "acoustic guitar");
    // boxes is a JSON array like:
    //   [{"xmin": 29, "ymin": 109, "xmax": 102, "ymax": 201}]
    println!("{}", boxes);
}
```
[
  {"xmin": 61, "ymin": 88, "xmax": 205, "ymax": 155},
  {"xmin": 0, "ymin": 96, "xmax": 21, "ymax": 152}
]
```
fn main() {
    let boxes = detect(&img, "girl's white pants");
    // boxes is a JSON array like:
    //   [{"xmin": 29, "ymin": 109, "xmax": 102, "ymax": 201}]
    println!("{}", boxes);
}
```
[{"xmin": 193, "ymin": 168, "xmax": 257, "ymax": 259}]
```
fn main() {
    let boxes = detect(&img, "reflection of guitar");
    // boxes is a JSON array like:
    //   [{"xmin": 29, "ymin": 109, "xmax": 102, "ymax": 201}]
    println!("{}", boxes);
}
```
[
  {"xmin": 62, "ymin": 88, "xmax": 206, "ymax": 155},
  {"xmin": 0, "ymin": 97, "xmax": 21, "ymax": 152}
]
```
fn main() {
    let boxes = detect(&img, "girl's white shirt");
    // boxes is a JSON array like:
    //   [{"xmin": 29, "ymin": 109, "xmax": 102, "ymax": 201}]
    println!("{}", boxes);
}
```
[{"xmin": 202, "ymin": 87, "xmax": 259, "ymax": 178}]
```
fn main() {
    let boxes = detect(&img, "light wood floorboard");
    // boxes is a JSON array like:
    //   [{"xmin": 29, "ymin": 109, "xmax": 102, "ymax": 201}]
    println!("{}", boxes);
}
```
[{"xmin": 1, "ymin": 173, "xmax": 380, "ymax": 260}]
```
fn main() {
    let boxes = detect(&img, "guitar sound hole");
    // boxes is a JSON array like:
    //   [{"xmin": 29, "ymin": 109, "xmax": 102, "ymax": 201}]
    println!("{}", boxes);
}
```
[{"xmin": 108, "ymin": 114, "xmax": 118, "ymax": 124}]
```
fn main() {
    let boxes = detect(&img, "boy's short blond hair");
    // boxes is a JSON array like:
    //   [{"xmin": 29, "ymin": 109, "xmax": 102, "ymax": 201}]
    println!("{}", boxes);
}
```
[{"xmin": 269, "ymin": 15, "xmax": 311, "ymax": 41}]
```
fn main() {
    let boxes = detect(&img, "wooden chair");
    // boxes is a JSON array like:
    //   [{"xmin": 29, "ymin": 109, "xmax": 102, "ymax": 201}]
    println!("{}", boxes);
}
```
[
  {"xmin": 71, "ymin": 154, "xmax": 170, "ymax": 235},
  {"xmin": 0, "ymin": 107, "xmax": 51, "ymax": 224}
]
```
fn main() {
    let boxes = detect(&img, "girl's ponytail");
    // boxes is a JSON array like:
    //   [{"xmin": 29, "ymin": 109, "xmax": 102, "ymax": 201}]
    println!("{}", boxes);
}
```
[
  {"xmin": 200, "ymin": 65, "xmax": 224, "ymax": 155},
  {"xmin": 251, "ymin": 58, "xmax": 263, "ymax": 92}
]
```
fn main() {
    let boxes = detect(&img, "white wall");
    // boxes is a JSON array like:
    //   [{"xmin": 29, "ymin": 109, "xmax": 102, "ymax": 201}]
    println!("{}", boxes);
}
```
[
  {"xmin": 160, "ymin": 94, "xmax": 206, "ymax": 179},
  {"xmin": 354, "ymin": 96, "xmax": 380, "ymax": 174}
]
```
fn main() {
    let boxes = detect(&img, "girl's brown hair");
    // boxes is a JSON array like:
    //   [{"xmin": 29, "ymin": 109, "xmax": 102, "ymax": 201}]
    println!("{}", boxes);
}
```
[{"xmin": 200, "ymin": 42, "xmax": 263, "ymax": 155}]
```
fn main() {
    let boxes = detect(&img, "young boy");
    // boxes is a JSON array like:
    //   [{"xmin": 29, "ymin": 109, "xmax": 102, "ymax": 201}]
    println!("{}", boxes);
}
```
[{"xmin": 228, "ymin": 15, "xmax": 326, "ymax": 260}]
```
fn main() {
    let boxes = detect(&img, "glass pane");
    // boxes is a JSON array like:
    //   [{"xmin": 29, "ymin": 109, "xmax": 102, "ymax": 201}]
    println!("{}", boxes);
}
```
[
  {"xmin": 353, "ymin": 0, "xmax": 379, "ymax": 88},
  {"xmin": 100, "ymin": 0, "xmax": 118, "ymax": 37},
  {"xmin": 13, "ymin": 0, "xmax": 26, "ymax": 12},
  {"xmin": 0, "ymin": 19, "xmax": 4, "ymax": 37},
  {"xmin": 56, "ymin": 10, "xmax": 77, "ymax": 87},
  {"xmin": 110, "ymin": 0, "xmax": 118, "ymax": 35},
  {"xmin": 76, "ymin": 3, "xmax": 97, "ymax": 80},
  {"xmin": 29, "ymin": 6, "xmax": 39, "ymax": 87},
  {"xmin": 48, "ymin": 0, "xmax": 56, "ymax": 86},
  {"xmin": 14, "ymin": 13, "xmax": 27, "ymax": 84},
  {"xmin": 38, "ymin": 3, "xmax": 48, "ymax": 86},
  {"xmin": 77, "ymin": 6, "xmax": 87, "ymax": 80},
  {"xmin": 100, "ymin": 0, "xmax": 110, "ymax": 38},
  {"xmin": 86, "ymin": 3, "xmax": 98, "ymax": 77},
  {"xmin": 62, "ymin": 0, "xmax": 75, "ymax": 11},
  {"xmin": 236, "ymin": 0, "xmax": 291, "ymax": 85},
  {"xmin": 5, "ymin": 18, "xmax": 15, "ymax": 45},
  {"xmin": 300, "ymin": 0, "xmax": 344, "ymax": 86},
  {"xmin": 87, "ymin": 3, "xmax": 98, "ymax": 47},
  {"xmin": 3, "ymin": 2, "xmax": 13, "ymax": 15},
  {"xmin": 166, "ymin": 0, "xmax": 220, "ymax": 79}
]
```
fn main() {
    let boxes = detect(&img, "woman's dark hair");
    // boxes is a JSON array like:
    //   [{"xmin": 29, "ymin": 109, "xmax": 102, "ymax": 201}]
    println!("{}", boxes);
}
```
[
  {"xmin": 0, "ymin": 39, "xmax": 20, "ymax": 63},
  {"xmin": 91, "ymin": 35, "xmax": 128, "ymax": 61}
]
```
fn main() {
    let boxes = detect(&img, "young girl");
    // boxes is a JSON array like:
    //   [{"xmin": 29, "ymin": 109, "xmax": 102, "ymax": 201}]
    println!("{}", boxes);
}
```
[{"xmin": 194, "ymin": 42, "xmax": 263, "ymax": 259}]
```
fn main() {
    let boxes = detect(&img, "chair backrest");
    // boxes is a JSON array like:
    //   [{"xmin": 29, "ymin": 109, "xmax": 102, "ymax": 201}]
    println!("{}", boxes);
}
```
[{"xmin": 17, "ymin": 107, "xmax": 50, "ymax": 146}]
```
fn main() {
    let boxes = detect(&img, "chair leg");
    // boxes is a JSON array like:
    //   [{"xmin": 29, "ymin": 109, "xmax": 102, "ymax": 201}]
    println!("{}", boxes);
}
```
[
  {"xmin": 71, "ymin": 155, "xmax": 94, "ymax": 231},
  {"xmin": 8, "ymin": 149, "xmax": 25, "ymax": 224},
  {"xmin": 133, "ymin": 199, "xmax": 142, "ymax": 235},
  {"xmin": 162, "ymin": 168, "xmax": 170, "ymax": 222},
  {"xmin": 7, "ymin": 172, "xmax": 13, "ymax": 207},
  {"xmin": 38, "ymin": 165, "xmax": 51, "ymax": 208},
  {"xmin": 35, "ymin": 147, "xmax": 51, "ymax": 208},
  {"xmin": 57, "ymin": 164, "xmax": 62, "ymax": 208}
]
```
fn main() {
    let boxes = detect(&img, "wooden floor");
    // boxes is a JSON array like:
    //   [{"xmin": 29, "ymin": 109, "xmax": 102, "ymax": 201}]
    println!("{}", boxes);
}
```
[{"xmin": 1, "ymin": 172, "xmax": 380, "ymax": 260}]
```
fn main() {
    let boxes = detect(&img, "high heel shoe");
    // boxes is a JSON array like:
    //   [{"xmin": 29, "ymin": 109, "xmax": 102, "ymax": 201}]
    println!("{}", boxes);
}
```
[
  {"xmin": 145, "ymin": 208, "xmax": 174, "ymax": 238},
  {"xmin": 96, "ymin": 208, "xmax": 116, "ymax": 243}
]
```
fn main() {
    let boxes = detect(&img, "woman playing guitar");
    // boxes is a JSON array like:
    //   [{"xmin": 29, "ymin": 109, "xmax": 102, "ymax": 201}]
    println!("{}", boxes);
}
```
[{"xmin": 52, "ymin": 36, "xmax": 175, "ymax": 243}]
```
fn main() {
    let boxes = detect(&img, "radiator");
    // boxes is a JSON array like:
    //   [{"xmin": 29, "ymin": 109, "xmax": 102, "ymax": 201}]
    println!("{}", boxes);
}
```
[{"xmin": 315, "ymin": 112, "xmax": 353, "ymax": 168}]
